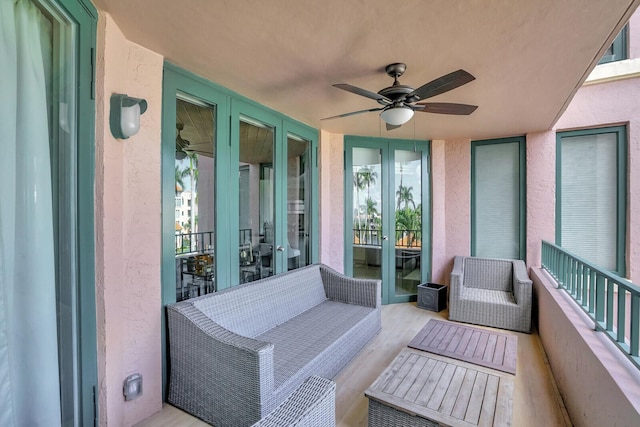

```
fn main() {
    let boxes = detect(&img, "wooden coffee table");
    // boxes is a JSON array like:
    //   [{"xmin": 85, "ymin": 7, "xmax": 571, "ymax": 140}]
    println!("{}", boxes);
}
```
[{"xmin": 365, "ymin": 348, "xmax": 513, "ymax": 426}]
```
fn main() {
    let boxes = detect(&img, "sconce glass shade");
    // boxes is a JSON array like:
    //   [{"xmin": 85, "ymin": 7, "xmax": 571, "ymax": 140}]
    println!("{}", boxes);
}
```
[
  {"xmin": 380, "ymin": 107, "xmax": 414, "ymax": 126},
  {"xmin": 110, "ymin": 93, "xmax": 148, "ymax": 139},
  {"xmin": 120, "ymin": 103, "xmax": 141, "ymax": 138}
]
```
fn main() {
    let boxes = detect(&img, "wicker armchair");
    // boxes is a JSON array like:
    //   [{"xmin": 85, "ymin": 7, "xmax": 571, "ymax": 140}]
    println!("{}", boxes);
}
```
[
  {"xmin": 449, "ymin": 256, "xmax": 532, "ymax": 333},
  {"xmin": 252, "ymin": 376, "xmax": 336, "ymax": 427}
]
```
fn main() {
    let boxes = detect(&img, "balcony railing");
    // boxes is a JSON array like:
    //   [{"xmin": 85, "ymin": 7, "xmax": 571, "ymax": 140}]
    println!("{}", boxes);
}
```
[
  {"xmin": 353, "ymin": 228, "xmax": 421, "ymax": 248},
  {"xmin": 175, "ymin": 231, "xmax": 214, "ymax": 255},
  {"xmin": 175, "ymin": 229, "xmax": 255, "ymax": 256},
  {"xmin": 541, "ymin": 240, "xmax": 640, "ymax": 369}
]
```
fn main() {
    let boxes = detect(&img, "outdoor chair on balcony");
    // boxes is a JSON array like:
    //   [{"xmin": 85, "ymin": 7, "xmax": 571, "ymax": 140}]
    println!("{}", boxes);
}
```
[{"xmin": 449, "ymin": 256, "xmax": 532, "ymax": 333}]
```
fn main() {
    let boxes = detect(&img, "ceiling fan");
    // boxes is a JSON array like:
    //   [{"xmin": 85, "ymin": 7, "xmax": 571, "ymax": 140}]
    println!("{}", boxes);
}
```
[{"xmin": 322, "ymin": 63, "xmax": 478, "ymax": 130}]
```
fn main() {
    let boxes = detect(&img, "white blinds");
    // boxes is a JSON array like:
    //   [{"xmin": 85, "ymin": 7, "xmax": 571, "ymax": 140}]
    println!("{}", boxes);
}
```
[
  {"xmin": 474, "ymin": 142, "xmax": 521, "ymax": 259},
  {"xmin": 560, "ymin": 133, "xmax": 617, "ymax": 270}
]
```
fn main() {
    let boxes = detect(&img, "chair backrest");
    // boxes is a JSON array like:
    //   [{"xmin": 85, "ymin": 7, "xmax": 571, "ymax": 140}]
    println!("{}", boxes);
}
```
[
  {"xmin": 463, "ymin": 257, "xmax": 513, "ymax": 291},
  {"xmin": 192, "ymin": 264, "xmax": 327, "ymax": 338}
]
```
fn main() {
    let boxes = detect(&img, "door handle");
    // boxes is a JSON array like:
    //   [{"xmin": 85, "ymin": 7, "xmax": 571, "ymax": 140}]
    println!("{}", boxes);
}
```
[
  {"xmin": 382, "ymin": 236, "xmax": 388, "ymax": 241},
  {"xmin": 276, "ymin": 245, "xmax": 285, "ymax": 252}
]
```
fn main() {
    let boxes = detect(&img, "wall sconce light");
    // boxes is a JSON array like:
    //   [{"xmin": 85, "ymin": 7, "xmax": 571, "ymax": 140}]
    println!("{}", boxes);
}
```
[{"xmin": 110, "ymin": 93, "xmax": 148, "ymax": 139}]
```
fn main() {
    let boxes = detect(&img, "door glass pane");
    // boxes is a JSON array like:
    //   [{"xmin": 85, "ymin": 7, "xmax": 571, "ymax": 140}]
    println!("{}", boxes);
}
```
[
  {"xmin": 48, "ymin": 4, "xmax": 76, "ymax": 424},
  {"xmin": 239, "ymin": 117, "xmax": 275, "ymax": 283},
  {"xmin": 352, "ymin": 148, "xmax": 383, "ymax": 281},
  {"xmin": 394, "ymin": 150, "xmax": 422, "ymax": 296},
  {"xmin": 287, "ymin": 134, "xmax": 311, "ymax": 270},
  {"xmin": 175, "ymin": 98, "xmax": 216, "ymax": 300}
]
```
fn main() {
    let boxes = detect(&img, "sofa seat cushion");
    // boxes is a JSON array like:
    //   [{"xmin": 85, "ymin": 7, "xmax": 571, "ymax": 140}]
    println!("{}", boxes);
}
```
[
  {"xmin": 461, "ymin": 287, "xmax": 517, "ymax": 306},
  {"xmin": 256, "ymin": 300, "xmax": 376, "ymax": 388}
]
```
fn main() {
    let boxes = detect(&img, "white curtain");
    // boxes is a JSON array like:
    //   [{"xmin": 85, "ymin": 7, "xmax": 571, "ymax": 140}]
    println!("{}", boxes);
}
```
[{"xmin": 0, "ymin": 0, "xmax": 62, "ymax": 426}]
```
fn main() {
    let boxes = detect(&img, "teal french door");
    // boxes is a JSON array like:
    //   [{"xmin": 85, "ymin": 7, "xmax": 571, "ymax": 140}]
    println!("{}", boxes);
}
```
[{"xmin": 344, "ymin": 136, "xmax": 431, "ymax": 304}]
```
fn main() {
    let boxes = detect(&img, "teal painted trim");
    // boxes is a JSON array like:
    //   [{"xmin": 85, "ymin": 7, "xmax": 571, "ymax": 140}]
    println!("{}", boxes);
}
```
[
  {"xmin": 423, "ymin": 148, "xmax": 432, "ymax": 284},
  {"xmin": 470, "ymin": 136, "xmax": 526, "ymax": 260},
  {"xmin": 161, "ymin": 66, "xmax": 230, "ymax": 398},
  {"xmin": 283, "ymin": 121, "xmax": 319, "ymax": 265},
  {"xmin": 343, "ymin": 142, "xmax": 355, "ymax": 278},
  {"xmin": 599, "ymin": 24, "xmax": 628, "ymax": 65},
  {"xmin": 541, "ymin": 240, "xmax": 640, "ymax": 369},
  {"xmin": 161, "ymin": 62, "xmax": 321, "ymax": 395},
  {"xmin": 45, "ymin": 0, "xmax": 99, "ymax": 424},
  {"xmin": 344, "ymin": 136, "xmax": 430, "ymax": 305},
  {"xmin": 556, "ymin": 126, "xmax": 627, "ymax": 276}
]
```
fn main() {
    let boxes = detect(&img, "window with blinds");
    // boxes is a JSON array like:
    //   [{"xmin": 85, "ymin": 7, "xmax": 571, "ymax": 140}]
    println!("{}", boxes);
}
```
[
  {"xmin": 471, "ymin": 137, "xmax": 526, "ymax": 260},
  {"xmin": 557, "ymin": 127, "xmax": 626, "ymax": 274}
]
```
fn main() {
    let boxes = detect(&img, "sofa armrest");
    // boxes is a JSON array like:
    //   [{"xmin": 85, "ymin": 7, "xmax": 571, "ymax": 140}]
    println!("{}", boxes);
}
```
[
  {"xmin": 512, "ymin": 260, "xmax": 532, "ymax": 305},
  {"xmin": 449, "ymin": 256, "xmax": 465, "ymax": 299},
  {"xmin": 252, "ymin": 376, "xmax": 336, "ymax": 427},
  {"xmin": 319, "ymin": 264, "xmax": 381, "ymax": 308},
  {"xmin": 167, "ymin": 303, "xmax": 276, "ymax": 426}
]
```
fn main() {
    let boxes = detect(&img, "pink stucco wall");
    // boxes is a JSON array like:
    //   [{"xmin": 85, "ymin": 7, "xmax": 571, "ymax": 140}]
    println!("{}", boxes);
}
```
[
  {"xmin": 319, "ymin": 130, "xmax": 345, "ymax": 273},
  {"xmin": 555, "ymin": 77, "xmax": 640, "ymax": 281},
  {"xmin": 525, "ymin": 130, "xmax": 556, "ymax": 268},
  {"xmin": 429, "ymin": 140, "xmax": 448, "ymax": 284},
  {"xmin": 95, "ymin": 13, "xmax": 164, "ymax": 426}
]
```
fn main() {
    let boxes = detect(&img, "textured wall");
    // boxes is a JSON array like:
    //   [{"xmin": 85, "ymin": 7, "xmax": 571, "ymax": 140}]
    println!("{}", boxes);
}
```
[
  {"xmin": 555, "ymin": 77, "xmax": 640, "ymax": 281},
  {"xmin": 442, "ymin": 139, "xmax": 472, "ymax": 279},
  {"xmin": 429, "ymin": 140, "xmax": 448, "ymax": 284},
  {"xmin": 525, "ymin": 130, "xmax": 556, "ymax": 267},
  {"xmin": 533, "ymin": 268, "xmax": 640, "ymax": 426},
  {"xmin": 319, "ymin": 130, "xmax": 344, "ymax": 272},
  {"xmin": 95, "ymin": 12, "xmax": 164, "ymax": 426}
]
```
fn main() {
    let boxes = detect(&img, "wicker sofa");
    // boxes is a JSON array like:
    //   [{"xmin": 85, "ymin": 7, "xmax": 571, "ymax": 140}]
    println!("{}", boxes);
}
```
[
  {"xmin": 449, "ymin": 256, "xmax": 532, "ymax": 333},
  {"xmin": 167, "ymin": 264, "xmax": 381, "ymax": 426}
]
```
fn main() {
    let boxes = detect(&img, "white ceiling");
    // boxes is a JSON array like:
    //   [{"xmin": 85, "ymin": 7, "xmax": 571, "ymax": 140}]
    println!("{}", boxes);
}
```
[{"xmin": 93, "ymin": 0, "xmax": 639, "ymax": 140}]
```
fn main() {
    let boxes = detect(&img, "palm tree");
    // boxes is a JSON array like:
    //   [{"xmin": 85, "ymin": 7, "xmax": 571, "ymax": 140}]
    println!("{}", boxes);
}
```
[
  {"xmin": 353, "ymin": 171, "xmax": 366, "ymax": 230},
  {"xmin": 365, "ymin": 197, "xmax": 378, "ymax": 221},
  {"xmin": 359, "ymin": 167, "xmax": 378, "ymax": 202},
  {"xmin": 183, "ymin": 152, "xmax": 199, "ymax": 235},
  {"xmin": 395, "ymin": 207, "xmax": 421, "ymax": 247},
  {"xmin": 175, "ymin": 165, "xmax": 186, "ymax": 195},
  {"xmin": 396, "ymin": 184, "xmax": 415, "ymax": 210}
]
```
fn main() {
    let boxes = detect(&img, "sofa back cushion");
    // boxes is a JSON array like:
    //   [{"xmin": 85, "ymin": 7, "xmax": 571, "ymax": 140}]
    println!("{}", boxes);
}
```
[
  {"xmin": 193, "ymin": 264, "xmax": 327, "ymax": 338},
  {"xmin": 463, "ymin": 257, "xmax": 513, "ymax": 292}
]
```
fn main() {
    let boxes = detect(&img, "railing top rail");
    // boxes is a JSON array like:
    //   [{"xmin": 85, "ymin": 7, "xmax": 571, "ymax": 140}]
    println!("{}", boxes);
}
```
[{"xmin": 542, "ymin": 240, "xmax": 638, "ymax": 293}]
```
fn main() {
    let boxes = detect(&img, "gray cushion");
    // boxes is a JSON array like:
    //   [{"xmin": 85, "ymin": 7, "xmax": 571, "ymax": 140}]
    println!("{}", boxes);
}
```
[{"xmin": 256, "ymin": 300, "xmax": 376, "ymax": 388}]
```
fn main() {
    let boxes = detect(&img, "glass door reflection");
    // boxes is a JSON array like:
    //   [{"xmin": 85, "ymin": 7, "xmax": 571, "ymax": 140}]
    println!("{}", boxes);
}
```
[
  {"xmin": 175, "ymin": 97, "xmax": 216, "ymax": 300},
  {"xmin": 393, "ymin": 150, "xmax": 422, "ymax": 297},
  {"xmin": 239, "ymin": 117, "xmax": 275, "ymax": 283},
  {"xmin": 351, "ymin": 148, "xmax": 384, "ymax": 282},
  {"xmin": 287, "ymin": 134, "xmax": 311, "ymax": 270}
]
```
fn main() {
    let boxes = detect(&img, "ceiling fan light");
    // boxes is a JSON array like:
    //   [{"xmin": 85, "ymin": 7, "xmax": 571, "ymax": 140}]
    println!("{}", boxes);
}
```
[{"xmin": 380, "ymin": 107, "xmax": 414, "ymax": 126}]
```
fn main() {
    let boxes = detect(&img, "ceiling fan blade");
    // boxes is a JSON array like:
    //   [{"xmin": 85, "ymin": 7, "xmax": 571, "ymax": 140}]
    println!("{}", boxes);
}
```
[
  {"xmin": 333, "ymin": 84, "xmax": 391, "ymax": 103},
  {"xmin": 415, "ymin": 102, "xmax": 478, "ymax": 115},
  {"xmin": 321, "ymin": 107, "xmax": 383, "ymax": 120},
  {"xmin": 409, "ymin": 69, "xmax": 475, "ymax": 101},
  {"xmin": 386, "ymin": 123, "xmax": 401, "ymax": 131}
]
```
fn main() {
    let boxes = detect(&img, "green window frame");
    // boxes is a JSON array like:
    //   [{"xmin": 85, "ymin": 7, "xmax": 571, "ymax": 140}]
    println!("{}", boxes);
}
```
[
  {"xmin": 471, "ymin": 136, "xmax": 526, "ymax": 260},
  {"xmin": 599, "ymin": 25, "xmax": 628, "ymax": 65},
  {"xmin": 556, "ymin": 126, "xmax": 627, "ymax": 276},
  {"xmin": 161, "ymin": 62, "xmax": 319, "ymax": 396}
]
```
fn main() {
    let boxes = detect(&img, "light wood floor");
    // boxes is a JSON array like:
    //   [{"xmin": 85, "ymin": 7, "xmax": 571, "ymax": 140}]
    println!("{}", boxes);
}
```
[{"xmin": 136, "ymin": 303, "xmax": 572, "ymax": 427}]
